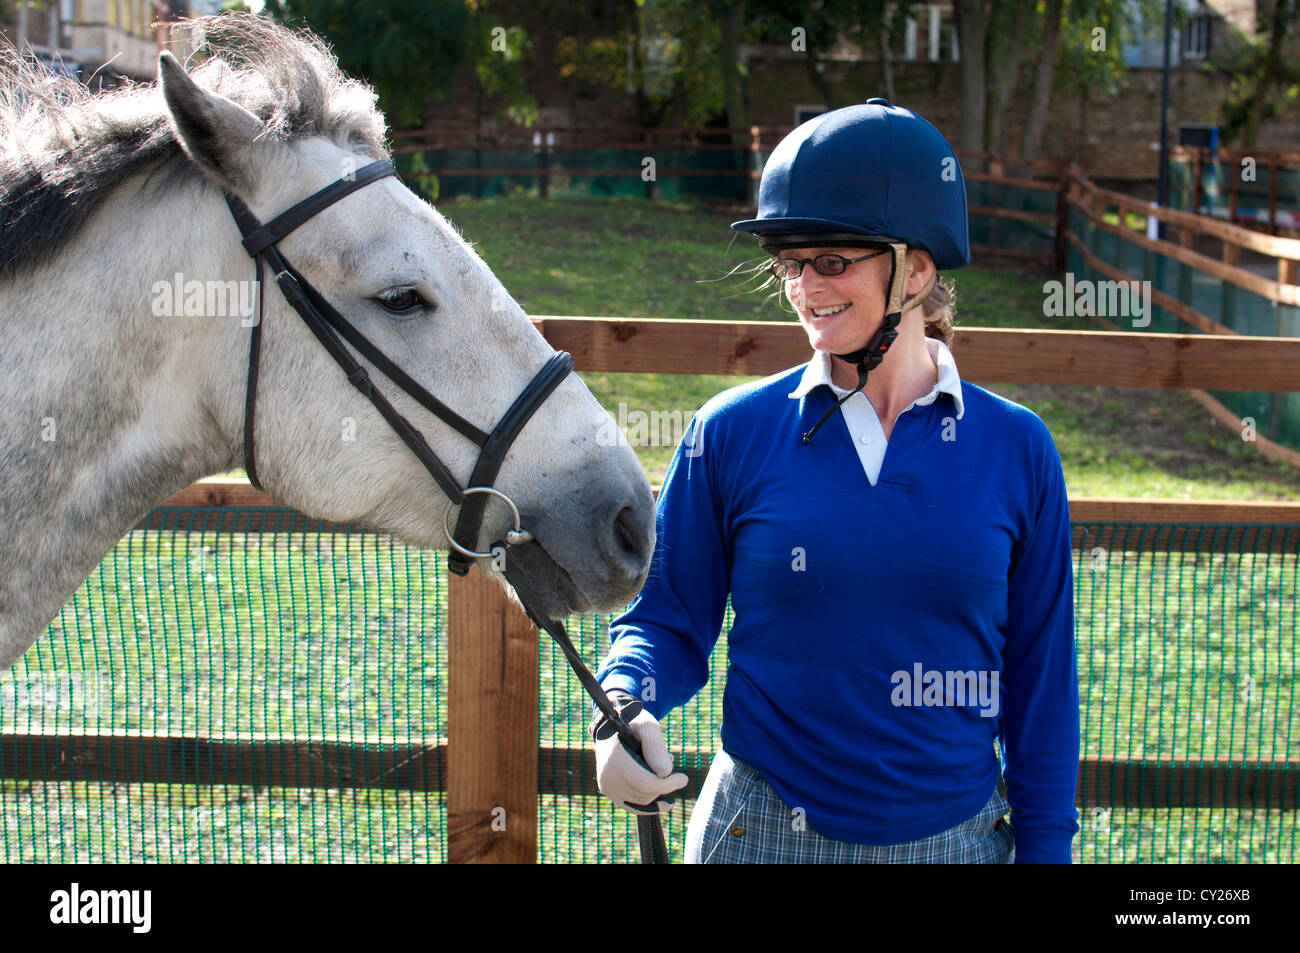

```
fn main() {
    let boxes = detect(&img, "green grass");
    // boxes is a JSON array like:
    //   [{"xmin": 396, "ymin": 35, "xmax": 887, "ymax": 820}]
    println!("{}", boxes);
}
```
[
  {"xmin": 1102, "ymin": 209, "xmax": 1151, "ymax": 231},
  {"xmin": 439, "ymin": 195, "xmax": 1300, "ymax": 496}
]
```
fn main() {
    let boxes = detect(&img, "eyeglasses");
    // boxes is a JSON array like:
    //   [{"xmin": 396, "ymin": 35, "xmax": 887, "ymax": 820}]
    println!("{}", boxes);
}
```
[{"xmin": 769, "ymin": 249, "xmax": 887, "ymax": 280}]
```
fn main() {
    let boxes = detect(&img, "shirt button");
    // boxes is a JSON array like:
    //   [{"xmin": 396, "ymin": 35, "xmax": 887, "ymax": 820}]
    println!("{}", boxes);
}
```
[
  {"xmin": 859, "ymin": 433, "xmax": 871, "ymax": 445},
  {"xmin": 730, "ymin": 826, "xmax": 746, "ymax": 837}
]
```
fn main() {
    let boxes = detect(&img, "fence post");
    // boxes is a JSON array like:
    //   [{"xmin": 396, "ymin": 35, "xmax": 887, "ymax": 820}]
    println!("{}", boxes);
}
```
[
  {"xmin": 643, "ymin": 129, "xmax": 655, "ymax": 200},
  {"xmin": 1228, "ymin": 152, "xmax": 1240, "ymax": 226},
  {"xmin": 1268, "ymin": 155, "xmax": 1280, "ymax": 235},
  {"xmin": 1055, "ymin": 162, "xmax": 1073, "ymax": 273},
  {"xmin": 535, "ymin": 130, "xmax": 550, "ymax": 200},
  {"xmin": 1191, "ymin": 147, "xmax": 1203, "ymax": 214},
  {"xmin": 446, "ymin": 566, "xmax": 539, "ymax": 863}
]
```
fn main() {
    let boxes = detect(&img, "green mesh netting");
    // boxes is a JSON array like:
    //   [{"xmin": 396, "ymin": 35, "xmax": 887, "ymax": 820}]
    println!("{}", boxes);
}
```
[
  {"xmin": 2, "ymin": 509, "xmax": 1295, "ymax": 862},
  {"xmin": 1170, "ymin": 157, "xmax": 1300, "ymax": 229},
  {"xmin": 395, "ymin": 146, "xmax": 749, "ymax": 203}
]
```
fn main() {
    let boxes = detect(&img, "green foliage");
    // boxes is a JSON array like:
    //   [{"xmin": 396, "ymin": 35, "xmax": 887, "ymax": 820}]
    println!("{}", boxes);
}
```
[
  {"xmin": 553, "ymin": 0, "xmax": 901, "ymax": 128},
  {"xmin": 261, "ymin": 0, "xmax": 537, "ymax": 128},
  {"xmin": 262, "ymin": 0, "xmax": 471, "ymax": 126},
  {"xmin": 1055, "ymin": 0, "xmax": 1154, "ymax": 98},
  {"xmin": 463, "ymin": 12, "xmax": 539, "ymax": 126},
  {"xmin": 625, "ymin": 0, "xmax": 727, "ymax": 127},
  {"xmin": 1209, "ymin": 0, "xmax": 1300, "ymax": 146}
]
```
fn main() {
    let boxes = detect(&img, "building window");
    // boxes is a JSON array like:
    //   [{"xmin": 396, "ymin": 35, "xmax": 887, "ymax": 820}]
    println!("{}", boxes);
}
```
[
  {"xmin": 795, "ymin": 105, "xmax": 828, "ymax": 125},
  {"xmin": 928, "ymin": 5, "xmax": 958, "ymax": 61},
  {"xmin": 1184, "ymin": 16, "xmax": 1209, "ymax": 59},
  {"xmin": 939, "ymin": 18, "xmax": 957, "ymax": 60}
]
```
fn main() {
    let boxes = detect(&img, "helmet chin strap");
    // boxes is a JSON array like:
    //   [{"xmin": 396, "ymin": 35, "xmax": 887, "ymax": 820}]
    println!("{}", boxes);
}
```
[{"xmin": 801, "ymin": 243, "xmax": 937, "ymax": 445}]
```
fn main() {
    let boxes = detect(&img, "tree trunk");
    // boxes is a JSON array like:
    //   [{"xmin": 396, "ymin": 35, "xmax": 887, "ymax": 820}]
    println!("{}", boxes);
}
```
[
  {"xmin": 1242, "ymin": 0, "xmax": 1293, "ymax": 148},
  {"xmin": 804, "ymin": 49, "xmax": 838, "ymax": 108},
  {"xmin": 720, "ymin": 2, "xmax": 750, "ymax": 148},
  {"xmin": 983, "ymin": 0, "xmax": 1026, "ymax": 159},
  {"xmin": 1020, "ymin": 0, "xmax": 1062, "ymax": 167},
  {"xmin": 953, "ymin": 0, "xmax": 989, "ymax": 168},
  {"xmin": 879, "ymin": 19, "xmax": 896, "ymax": 103}
]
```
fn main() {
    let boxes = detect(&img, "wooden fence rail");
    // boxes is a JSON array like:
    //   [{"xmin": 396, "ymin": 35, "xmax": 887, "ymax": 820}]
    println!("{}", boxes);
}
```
[
  {"xmin": 1171, "ymin": 145, "xmax": 1300, "ymax": 237},
  {"xmin": 1060, "ymin": 163, "xmax": 1300, "ymax": 467},
  {"xmin": 3, "ymin": 733, "xmax": 1294, "ymax": 812}
]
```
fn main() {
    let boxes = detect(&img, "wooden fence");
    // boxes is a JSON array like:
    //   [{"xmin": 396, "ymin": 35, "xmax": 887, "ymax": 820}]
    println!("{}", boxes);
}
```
[
  {"xmin": 391, "ymin": 121, "xmax": 1069, "ymax": 211},
  {"xmin": 1063, "ymin": 162, "xmax": 1300, "ymax": 467},
  {"xmin": 3, "ymin": 319, "xmax": 1299, "ymax": 862},
  {"xmin": 1171, "ymin": 145, "xmax": 1300, "ymax": 237}
]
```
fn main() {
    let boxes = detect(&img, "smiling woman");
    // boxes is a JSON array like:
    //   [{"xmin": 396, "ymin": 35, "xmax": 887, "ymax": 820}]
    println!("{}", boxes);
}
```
[{"xmin": 589, "ymin": 99, "xmax": 1081, "ymax": 865}]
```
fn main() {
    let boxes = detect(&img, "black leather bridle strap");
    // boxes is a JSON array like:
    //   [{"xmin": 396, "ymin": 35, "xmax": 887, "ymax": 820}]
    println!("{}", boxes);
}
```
[
  {"xmin": 234, "ymin": 159, "xmax": 398, "ymax": 257},
  {"xmin": 244, "ymin": 253, "xmax": 266, "ymax": 490},
  {"xmin": 293, "ymin": 270, "xmax": 489, "ymax": 446},
  {"xmin": 446, "ymin": 351, "xmax": 573, "ymax": 576},
  {"xmin": 501, "ymin": 543, "xmax": 670, "ymax": 863},
  {"xmin": 251, "ymin": 243, "xmax": 470, "ymax": 504}
]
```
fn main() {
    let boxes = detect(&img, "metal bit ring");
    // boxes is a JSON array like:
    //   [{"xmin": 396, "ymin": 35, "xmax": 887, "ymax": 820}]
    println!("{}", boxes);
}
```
[{"xmin": 443, "ymin": 486, "xmax": 534, "ymax": 559}]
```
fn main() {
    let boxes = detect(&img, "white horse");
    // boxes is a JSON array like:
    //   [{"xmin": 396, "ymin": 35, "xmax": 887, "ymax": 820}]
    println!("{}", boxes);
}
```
[{"xmin": 0, "ymin": 15, "xmax": 654, "ymax": 672}]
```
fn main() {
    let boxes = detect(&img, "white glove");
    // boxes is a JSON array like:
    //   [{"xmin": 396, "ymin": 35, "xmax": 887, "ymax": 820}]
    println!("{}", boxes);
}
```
[{"xmin": 590, "ymin": 690, "xmax": 688, "ymax": 816}]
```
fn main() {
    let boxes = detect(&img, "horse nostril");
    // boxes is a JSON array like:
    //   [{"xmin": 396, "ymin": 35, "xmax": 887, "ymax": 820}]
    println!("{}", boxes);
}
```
[
  {"xmin": 613, "ymin": 505, "xmax": 637, "ymax": 556},
  {"xmin": 612, "ymin": 503, "xmax": 651, "ymax": 565}
]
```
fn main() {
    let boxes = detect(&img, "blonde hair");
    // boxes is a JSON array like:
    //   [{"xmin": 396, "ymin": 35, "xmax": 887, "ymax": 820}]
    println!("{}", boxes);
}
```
[{"xmin": 920, "ymin": 274, "xmax": 957, "ymax": 346}]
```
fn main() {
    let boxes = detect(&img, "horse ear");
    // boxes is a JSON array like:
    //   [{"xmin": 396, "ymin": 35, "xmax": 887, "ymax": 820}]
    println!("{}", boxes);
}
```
[{"xmin": 158, "ymin": 51, "xmax": 263, "ymax": 195}]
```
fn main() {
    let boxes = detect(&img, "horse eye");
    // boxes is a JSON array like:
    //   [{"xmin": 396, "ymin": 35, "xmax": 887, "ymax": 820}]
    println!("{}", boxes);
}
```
[{"xmin": 375, "ymin": 288, "xmax": 426, "ymax": 315}]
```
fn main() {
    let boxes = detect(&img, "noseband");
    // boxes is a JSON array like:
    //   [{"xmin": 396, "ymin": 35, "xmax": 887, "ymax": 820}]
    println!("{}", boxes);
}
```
[{"xmin": 223, "ymin": 159, "xmax": 573, "ymax": 576}]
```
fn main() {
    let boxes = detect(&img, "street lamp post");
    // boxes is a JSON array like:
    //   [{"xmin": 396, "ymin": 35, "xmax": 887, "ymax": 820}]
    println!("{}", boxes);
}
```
[{"xmin": 1156, "ymin": 0, "xmax": 1175, "ymax": 240}]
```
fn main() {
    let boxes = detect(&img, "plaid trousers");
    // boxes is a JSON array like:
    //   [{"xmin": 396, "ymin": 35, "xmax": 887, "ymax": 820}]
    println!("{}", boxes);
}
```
[{"xmin": 684, "ymin": 747, "xmax": 1016, "ymax": 864}]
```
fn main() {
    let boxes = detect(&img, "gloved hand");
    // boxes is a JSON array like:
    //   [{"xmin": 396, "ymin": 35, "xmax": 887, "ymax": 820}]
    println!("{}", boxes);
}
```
[{"xmin": 590, "ymin": 689, "xmax": 688, "ymax": 816}]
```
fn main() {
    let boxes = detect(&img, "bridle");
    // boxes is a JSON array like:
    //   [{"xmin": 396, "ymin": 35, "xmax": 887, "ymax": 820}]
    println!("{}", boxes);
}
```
[
  {"xmin": 222, "ymin": 158, "xmax": 572, "ymax": 577},
  {"xmin": 222, "ymin": 157, "xmax": 669, "ymax": 863}
]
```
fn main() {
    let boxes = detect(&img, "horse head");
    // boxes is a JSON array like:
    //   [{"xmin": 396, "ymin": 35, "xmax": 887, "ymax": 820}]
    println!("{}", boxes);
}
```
[{"xmin": 0, "ymin": 17, "xmax": 653, "ymax": 669}]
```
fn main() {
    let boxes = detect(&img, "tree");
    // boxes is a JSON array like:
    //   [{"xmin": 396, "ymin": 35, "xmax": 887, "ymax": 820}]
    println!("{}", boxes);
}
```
[
  {"xmin": 952, "ymin": 0, "xmax": 989, "ymax": 156},
  {"xmin": 261, "ymin": 0, "xmax": 537, "ymax": 128},
  {"xmin": 1214, "ymin": 0, "xmax": 1300, "ymax": 147},
  {"xmin": 951, "ymin": 0, "xmax": 1148, "ymax": 167},
  {"xmin": 1019, "ymin": 0, "xmax": 1064, "ymax": 166}
]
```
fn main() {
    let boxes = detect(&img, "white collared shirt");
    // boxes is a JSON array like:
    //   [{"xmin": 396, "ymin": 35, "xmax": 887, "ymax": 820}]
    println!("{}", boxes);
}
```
[{"xmin": 787, "ymin": 337, "xmax": 965, "ymax": 486}]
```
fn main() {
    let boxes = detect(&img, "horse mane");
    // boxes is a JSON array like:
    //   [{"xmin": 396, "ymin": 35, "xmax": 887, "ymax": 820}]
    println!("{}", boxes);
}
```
[{"xmin": 0, "ymin": 12, "xmax": 390, "ymax": 282}]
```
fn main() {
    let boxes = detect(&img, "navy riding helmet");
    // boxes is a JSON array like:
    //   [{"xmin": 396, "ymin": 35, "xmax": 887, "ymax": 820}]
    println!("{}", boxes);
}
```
[
  {"xmin": 734, "ymin": 99, "xmax": 971, "ymax": 443},
  {"xmin": 732, "ymin": 98, "xmax": 969, "ymax": 269}
]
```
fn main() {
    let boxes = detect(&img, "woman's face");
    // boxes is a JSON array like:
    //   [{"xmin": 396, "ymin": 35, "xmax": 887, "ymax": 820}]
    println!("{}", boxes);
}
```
[{"xmin": 778, "ymin": 245, "xmax": 897, "ymax": 354}]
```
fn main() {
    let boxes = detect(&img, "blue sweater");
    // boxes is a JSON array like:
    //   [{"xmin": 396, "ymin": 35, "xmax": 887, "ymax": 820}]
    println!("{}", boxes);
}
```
[{"xmin": 596, "ymin": 364, "xmax": 1080, "ymax": 863}]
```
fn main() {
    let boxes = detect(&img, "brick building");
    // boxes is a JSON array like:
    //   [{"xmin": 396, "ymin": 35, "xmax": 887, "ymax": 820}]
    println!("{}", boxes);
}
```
[{"xmin": 0, "ymin": 0, "xmax": 195, "ymax": 86}]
